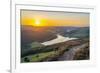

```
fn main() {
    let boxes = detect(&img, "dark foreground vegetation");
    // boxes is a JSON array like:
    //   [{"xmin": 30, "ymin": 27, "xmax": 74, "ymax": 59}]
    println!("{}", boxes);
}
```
[{"xmin": 21, "ymin": 38, "xmax": 89, "ymax": 63}]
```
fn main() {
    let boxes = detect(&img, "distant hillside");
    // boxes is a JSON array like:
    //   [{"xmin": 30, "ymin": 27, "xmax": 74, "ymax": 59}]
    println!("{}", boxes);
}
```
[
  {"xmin": 21, "ymin": 25, "xmax": 57, "ymax": 47},
  {"xmin": 21, "ymin": 25, "xmax": 89, "ymax": 49},
  {"xmin": 65, "ymin": 27, "xmax": 89, "ymax": 38}
]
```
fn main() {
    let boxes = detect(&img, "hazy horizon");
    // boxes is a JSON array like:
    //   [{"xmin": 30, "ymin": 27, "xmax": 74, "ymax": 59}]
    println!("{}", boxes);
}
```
[{"xmin": 21, "ymin": 10, "xmax": 90, "ymax": 27}]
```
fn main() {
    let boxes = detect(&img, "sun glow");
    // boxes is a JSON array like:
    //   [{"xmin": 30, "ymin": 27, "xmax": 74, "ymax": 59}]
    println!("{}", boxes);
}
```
[
  {"xmin": 34, "ymin": 19, "xmax": 41, "ymax": 26},
  {"xmin": 21, "ymin": 10, "xmax": 89, "ymax": 27},
  {"xmin": 32, "ymin": 19, "xmax": 45, "ymax": 27},
  {"xmin": 32, "ymin": 19, "xmax": 47, "ymax": 27}
]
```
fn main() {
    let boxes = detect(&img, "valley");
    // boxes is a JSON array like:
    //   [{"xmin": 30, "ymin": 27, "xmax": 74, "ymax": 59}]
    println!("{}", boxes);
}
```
[{"xmin": 21, "ymin": 25, "xmax": 89, "ymax": 63}]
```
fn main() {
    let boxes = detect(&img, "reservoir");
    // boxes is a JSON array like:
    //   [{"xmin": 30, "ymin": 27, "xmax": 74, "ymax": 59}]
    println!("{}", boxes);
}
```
[{"xmin": 41, "ymin": 34, "xmax": 77, "ymax": 46}]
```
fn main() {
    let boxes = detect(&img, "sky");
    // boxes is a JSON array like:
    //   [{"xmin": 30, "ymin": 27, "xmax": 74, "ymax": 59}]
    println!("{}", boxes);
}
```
[{"xmin": 21, "ymin": 10, "xmax": 90, "ymax": 27}]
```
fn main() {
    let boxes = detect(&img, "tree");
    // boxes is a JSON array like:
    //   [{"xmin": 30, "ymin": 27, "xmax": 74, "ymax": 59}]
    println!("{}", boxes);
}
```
[{"xmin": 24, "ymin": 57, "xmax": 30, "ymax": 62}]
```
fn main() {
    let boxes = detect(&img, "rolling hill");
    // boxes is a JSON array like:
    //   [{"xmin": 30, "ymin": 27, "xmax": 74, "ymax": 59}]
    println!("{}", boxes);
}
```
[
  {"xmin": 66, "ymin": 27, "xmax": 89, "ymax": 38},
  {"xmin": 21, "ymin": 25, "xmax": 57, "ymax": 48}
]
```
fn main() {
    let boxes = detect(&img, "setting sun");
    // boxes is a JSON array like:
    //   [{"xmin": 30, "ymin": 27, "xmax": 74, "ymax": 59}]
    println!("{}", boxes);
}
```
[
  {"xmin": 32, "ymin": 19, "xmax": 47, "ymax": 27},
  {"xmin": 34, "ymin": 19, "xmax": 41, "ymax": 26}
]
